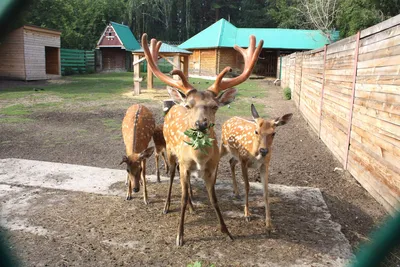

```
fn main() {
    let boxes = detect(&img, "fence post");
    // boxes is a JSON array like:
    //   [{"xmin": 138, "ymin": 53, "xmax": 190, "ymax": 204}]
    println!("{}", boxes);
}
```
[
  {"xmin": 344, "ymin": 31, "xmax": 361, "ymax": 170},
  {"xmin": 318, "ymin": 45, "xmax": 328, "ymax": 138}
]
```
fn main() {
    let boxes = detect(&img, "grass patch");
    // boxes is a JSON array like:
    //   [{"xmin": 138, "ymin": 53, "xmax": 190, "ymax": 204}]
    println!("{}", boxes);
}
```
[
  {"xmin": 283, "ymin": 87, "xmax": 291, "ymax": 100},
  {"xmin": 102, "ymin": 118, "xmax": 121, "ymax": 132},
  {"xmin": 187, "ymin": 261, "xmax": 215, "ymax": 267},
  {"xmin": 0, "ymin": 117, "xmax": 34, "ymax": 124},
  {"xmin": 0, "ymin": 104, "xmax": 30, "ymax": 116}
]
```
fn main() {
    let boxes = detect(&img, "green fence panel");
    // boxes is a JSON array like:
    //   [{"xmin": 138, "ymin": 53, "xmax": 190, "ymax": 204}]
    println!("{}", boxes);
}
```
[
  {"xmin": 140, "ymin": 58, "xmax": 173, "ymax": 73},
  {"xmin": 61, "ymin": 49, "xmax": 95, "ymax": 75}
]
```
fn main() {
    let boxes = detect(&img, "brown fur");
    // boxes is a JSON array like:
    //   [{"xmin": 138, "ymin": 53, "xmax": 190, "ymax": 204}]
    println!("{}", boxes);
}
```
[
  {"xmin": 121, "ymin": 104, "xmax": 155, "ymax": 204},
  {"xmin": 220, "ymin": 106, "xmax": 292, "ymax": 231},
  {"xmin": 153, "ymin": 124, "xmax": 169, "ymax": 182}
]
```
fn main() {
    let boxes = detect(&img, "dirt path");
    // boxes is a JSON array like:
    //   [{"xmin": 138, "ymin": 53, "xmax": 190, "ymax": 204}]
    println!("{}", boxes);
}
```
[{"xmin": 0, "ymin": 80, "xmax": 391, "ymax": 265}]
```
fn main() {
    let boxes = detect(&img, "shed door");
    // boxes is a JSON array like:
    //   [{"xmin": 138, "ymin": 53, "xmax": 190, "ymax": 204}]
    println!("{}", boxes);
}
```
[{"xmin": 45, "ymin": 47, "xmax": 60, "ymax": 75}]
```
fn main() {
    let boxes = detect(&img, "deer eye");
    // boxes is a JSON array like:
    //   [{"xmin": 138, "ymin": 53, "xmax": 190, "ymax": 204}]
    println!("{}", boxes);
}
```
[
  {"xmin": 212, "ymin": 106, "xmax": 218, "ymax": 111},
  {"xmin": 126, "ymin": 169, "xmax": 130, "ymax": 173},
  {"xmin": 184, "ymin": 103, "xmax": 191, "ymax": 109},
  {"xmin": 254, "ymin": 130, "xmax": 259, "ymax": 135},
  {"xmin": 272, "ymin": 133, "xmax": 276, "ymax": 137}
]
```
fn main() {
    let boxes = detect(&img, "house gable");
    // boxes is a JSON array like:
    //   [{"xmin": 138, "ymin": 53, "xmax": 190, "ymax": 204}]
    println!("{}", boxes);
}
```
[{"xmin": 97, "ymin": 25, "xmax": 123, "ymax": 48}]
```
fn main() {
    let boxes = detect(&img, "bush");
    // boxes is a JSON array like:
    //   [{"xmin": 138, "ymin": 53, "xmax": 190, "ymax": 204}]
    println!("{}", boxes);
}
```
[
  {"xmin": 283, "ymin": 87, "xmax": 291, "ymax": 100},
  {"xmin": 63, "ymin": 67, "xmax": 74, "ymax": 76}
]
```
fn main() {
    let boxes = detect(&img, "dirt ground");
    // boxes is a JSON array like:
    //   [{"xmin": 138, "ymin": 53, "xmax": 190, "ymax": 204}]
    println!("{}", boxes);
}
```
[{"xmin": 0, "ymin": 79, "xmax": 395, "ymax": 266}]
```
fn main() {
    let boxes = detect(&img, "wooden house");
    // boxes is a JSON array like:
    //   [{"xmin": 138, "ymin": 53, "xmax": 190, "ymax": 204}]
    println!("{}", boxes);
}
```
[
  {"xmin": 0, "ymin": 25, "xmax": 61, "ymax": 81},
  {"xmin": 96, "ymin": 22, "xmax": 140, "ymax": 72},
  {"xmin": 179, "ymin": 19, "xmax": 339, "ymax": 78}
]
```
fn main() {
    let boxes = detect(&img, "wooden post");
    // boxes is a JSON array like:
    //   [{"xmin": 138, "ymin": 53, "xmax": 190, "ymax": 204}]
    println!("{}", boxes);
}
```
[
  {"xmin": 318, "ymin": 45, "xmax": 328, "ymax": 138},
  {"xmin": 183, "ymin": 55, "xmax": 189, "ymax": 79},
  {"xmin": 133, "ymin": 54, "xmax": 141, "ymax": 94},
  {"xmin": 344, "ymin": 31, "xmax": 361, "ymax": 170},
  {"xmin": 147, "ymin": 61, "xmax": 153, "ymax": 90},
  {"xmin": 173, "ymin": 55, "xmax": 180, "ymax": 80}
]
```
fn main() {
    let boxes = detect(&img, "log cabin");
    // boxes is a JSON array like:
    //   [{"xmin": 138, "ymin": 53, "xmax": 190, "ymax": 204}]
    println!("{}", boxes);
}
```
[
  {"xmin": 96, "ymin": 22, "xmax": 140, "ymax": 72},
  {"xmin": 179, "ymin": 19, "xmax": 339, "ymax": 78},
  {"xmin": 0, "ymin": 25, "xmax": 61, "ymax": 81}
]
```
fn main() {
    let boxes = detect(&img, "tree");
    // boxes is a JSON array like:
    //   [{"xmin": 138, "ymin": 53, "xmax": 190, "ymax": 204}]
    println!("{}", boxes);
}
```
[
  {"xmin": 336, "ymin": 0, "xmax": 384, "ymax": 38},
  {"xmin": 268, "ymin": 0, "xmax": 309, "ymax": 29},
  {"xmin": 296, "ymin": 0, "xmax": 339, "ymax": 42}
]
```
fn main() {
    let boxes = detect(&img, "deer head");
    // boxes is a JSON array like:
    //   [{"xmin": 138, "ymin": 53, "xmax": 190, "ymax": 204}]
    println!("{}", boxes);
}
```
[
  {"xmin": 141, "ymin": 34, "xmax": 263, "ymax": 132},
  {"xmin": 120, "ymin": 147, "xmax": 154, "ymax": 192},
  {"xmin": 250, "ymin": 104, "xmax": 293, "ymax": 157}
]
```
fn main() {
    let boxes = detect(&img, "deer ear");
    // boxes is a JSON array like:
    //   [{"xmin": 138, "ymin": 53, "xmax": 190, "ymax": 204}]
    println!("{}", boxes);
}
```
[
  {"xmin": 138, "ymin": 146, "xmax": 155, "ymax": 161},
  {"xmin": 167, "ymin": 86, "xmax": 187, "ymax": 104},
  {"xmin": 119, "ymin": 156, "xmax": 129, "ymax": 165},
  {"xmin": 274, "ymin": 113, "xmax": 293, "ymax": 126},
  {"xmin": 217, "ymin": 88, "xmax": 237, "ymax": 107},
  {"xmin": 251, "ymin": 104, "xmax": 259, "ymax": 120}
]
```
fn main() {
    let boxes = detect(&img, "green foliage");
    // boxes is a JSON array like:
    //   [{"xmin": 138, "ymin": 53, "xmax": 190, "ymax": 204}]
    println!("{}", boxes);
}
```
[
  {"xmin": 63, "ymin": 67, "xmax": 74, "ymax": 76},
  {"xmin": 184, "ymin": 123, "xmax": 215, "ymax": 154},
  {"xmin": 336, "ymin": 0, "xmax": 383, "ymax": 38},
  {"xmin": 283, "ymin": 87, "xmax": 291, "ymax": 100}
]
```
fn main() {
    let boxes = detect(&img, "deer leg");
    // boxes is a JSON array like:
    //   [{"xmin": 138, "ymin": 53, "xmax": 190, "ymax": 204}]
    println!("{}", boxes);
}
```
[
  {"xmin": 240, "ymin": 161, "xmax": 251, "ymax": 222},
  {"xmin": 161, "ymin": 151, "xmax": 169, "ymax": 175},
  {"xmin": 163, "ymin": 153, "xmax": 176, "ymax": 214},
  {"xmin": 125, "ymin": 173, "xmax": 129, "ymax": 186},
  {"xmin": 176, "ymin": 168, "xmax": 189, "ymax": 246},
  {"xmin": 141, "ymin": 159, "xmax": 149, "ymax": 205},
  {"xmin": 126, "ymin": 174, "xmax": 132, "ymax": 200},
  {"xmin": 155, "ymin": 152, "xmax": 161, "ymax": 183},
  {"xmin": 187, "ymin": 179, "xmax": 194, "ymax": 213},
  {"xmin": 204, "ymin": 169, "xmax": 233, "ymax": 241},
  {"xmin": 260, "ymin": 163, "xmax": 273, "ymax": 233},
  {"xmin": 229, "ymin": 157, "xmax": 240, "ymax": 198}
]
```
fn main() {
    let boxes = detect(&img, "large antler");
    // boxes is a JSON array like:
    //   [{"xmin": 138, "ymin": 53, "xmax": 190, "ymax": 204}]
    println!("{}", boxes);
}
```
[
  {"xmin": 208, "ymin": 35, "xmax": 263, "ymax": 95},
  {"xmin": 141, "ymin": 34, "xmax": 195, "ymax": 95}
]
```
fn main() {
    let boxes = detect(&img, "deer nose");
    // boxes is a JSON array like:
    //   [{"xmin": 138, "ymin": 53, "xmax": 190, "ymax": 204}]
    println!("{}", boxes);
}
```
[
  {"xmin": 259, "ymin": 148, "xmax": 269, "ymax": 157},
  {"xmin": 133, "ymin": 187, "xmax": 139, "ymax": 193},
  {"xmin": 195, "ymin": 120, "xmax": 208, "ymax": 131}
]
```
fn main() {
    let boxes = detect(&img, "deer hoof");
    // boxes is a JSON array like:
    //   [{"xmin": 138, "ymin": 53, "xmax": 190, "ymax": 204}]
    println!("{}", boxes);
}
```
[
  {"xmin": 163, "ymin": 209, "xmax": 169, "ymax": 214},
  {"xmin": 226, "ymin": 233, "xmax": 234, "ymax": 241},
  {"xmin": 144, "ymin": 199, "xmax": 149, "ymax": 205},
  {"xmin": 233, "ymin": 193, "xmax": 241, "ymax": 199},
  {"xmin": 126, "ymin": 195, "xmax": 132, "ymax": 200},
  {"xmin": 245, "ymin": 216, "xmax": 251, "ymax": 222},
  {"xmin": 176, "ymin": 235, "xmax": 184, "ymax": 246}
]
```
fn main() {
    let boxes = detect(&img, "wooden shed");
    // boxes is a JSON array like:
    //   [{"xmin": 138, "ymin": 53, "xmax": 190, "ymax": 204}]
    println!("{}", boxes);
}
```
[
  {"xmin": 96, "ymin": 22, "xmax": 140, "ymax": 72},
  {"xmin": 179, "ymin": 19, "xmax": 339, "ymax": 78},
  {"xmin": 0, "ymin": 25, "xmax": 61, "ymax": 81}
]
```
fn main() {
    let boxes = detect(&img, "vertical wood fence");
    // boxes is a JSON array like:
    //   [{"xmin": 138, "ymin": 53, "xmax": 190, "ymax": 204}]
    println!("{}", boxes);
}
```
[
  {"xmin": 61, "ymin": 49, "xmax": 95, "ymax": 75},
  {"xmin": 280, "ymin": 15, "xmax": 400, "ymax": 213}
]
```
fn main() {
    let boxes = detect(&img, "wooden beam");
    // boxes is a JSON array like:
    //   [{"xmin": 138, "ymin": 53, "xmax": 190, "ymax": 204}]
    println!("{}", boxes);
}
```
[
  {"xmin": 147, "ymin": 61, "xmax": 153, "ymax": 90},
  {"xmin": 318, "ymin": 45, "xmax": 328, "ymax": 138},
  {"xmin": 344, "ymin": 31, "xmax": 361, "ymax": 170},
  {"xmin": 360, "ymin": 14, "xmax": 400, "ymax": 38},
  {"xmin": 132, "ymin": 57, "xmax": 146, "ymax": 66},
  {"xmin": 173, "ymin": 55, "xmax": 181, "ymax": 80},
  {"xmin": 160, "ymin": 55, "xmax": 179, "ymax": 69},
  {"xmin": 133, "ymin": 54, "xmax": 141, "ymax": 94},
  {"xmin": 183, "ymin": 56, "xmax": 189, "ymax": 79}
]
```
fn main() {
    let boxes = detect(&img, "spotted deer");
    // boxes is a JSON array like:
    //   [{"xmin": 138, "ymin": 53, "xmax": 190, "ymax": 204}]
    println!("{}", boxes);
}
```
[
  {"xmin": 220, "ymin": 104, "xmax": 292, "ymax": 232},
  {"xmin": 142, "ymin": 33, "xmax": 263, "ymax": 246},
  {"xmin": 153, "ymin": 123, "xmax": 169, "ymax": 182},
  {"xmin": 121, "ymin": 104, "xmax": 155, "ymax": 204}
]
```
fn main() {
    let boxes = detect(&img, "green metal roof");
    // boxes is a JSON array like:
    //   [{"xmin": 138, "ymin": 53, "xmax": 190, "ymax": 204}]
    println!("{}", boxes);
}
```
[
  {"xmin": 179, "ymin": 19, "xmax": 338, "ymax": 50},
  {"xmin": 134, "ymin": 43, "xmax": 191, "ymax": 54},
  {"xmin": 110, "ymin": 22, "xmax": 140, "ymax": 51}
]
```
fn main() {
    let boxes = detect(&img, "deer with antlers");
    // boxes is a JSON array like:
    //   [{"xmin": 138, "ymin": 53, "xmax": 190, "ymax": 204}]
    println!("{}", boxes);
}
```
[
  {"xmin": 121, "ymin": 104, "xmax": 155, "ymax": 204},
  {"xmin": 220, "ymin": 104, "xmax": 292, "ymax": 232},
  {"xmin": 141, "ymin": 33, "xmax": 263, "ymax": 246}
]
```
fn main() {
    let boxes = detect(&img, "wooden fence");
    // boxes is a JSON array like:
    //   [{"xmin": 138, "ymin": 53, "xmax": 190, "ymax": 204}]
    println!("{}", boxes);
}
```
[
  {"xmin": 61, "ymin": 48, "xmax": 95, "ymax": 75},
  {"xmin": 280, "ymin": 15, "xmax": 400, "ymax": 213}
]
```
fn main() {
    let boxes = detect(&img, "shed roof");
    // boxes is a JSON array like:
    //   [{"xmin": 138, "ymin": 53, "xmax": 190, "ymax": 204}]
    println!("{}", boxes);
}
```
[
  {"xmin": 109, "ymin": 22, "xmax": 140, "ymax": 51},
  {"xmin": 133, "ymin": 43, "xmax": 191, "ymax": 54},
  {"xmin": 179, "ymin": 19, "xmax": 339, "ymax": 50}
]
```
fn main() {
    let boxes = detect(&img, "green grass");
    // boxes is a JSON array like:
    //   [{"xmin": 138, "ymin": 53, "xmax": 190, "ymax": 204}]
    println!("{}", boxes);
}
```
[
  {"xmin": 0, "ymin": 72, "xmax": 270, "ymax": 124},
  {"xmin": 102, "ymin": 118, "xmax": 121, "ymax": 132},
  {"xmin": 187, "ymin": 261, "xmax": 215, "ymax": 267},
  {"xmin": 283, "ymin": 87, "xmax": 291, "ymax": 100},
  {"xmin": 0, "ymin": 117, "xmax": 34, "ymax": 124}
]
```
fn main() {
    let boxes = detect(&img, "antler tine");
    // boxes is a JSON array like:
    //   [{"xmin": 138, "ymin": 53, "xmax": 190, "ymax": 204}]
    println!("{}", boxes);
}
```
[
  {"xmin": 141, "ymin": 34, "xmax": 194, "ymax": 94},
  {"xmin": 207, "ymin": 67, "xmax": 232, "ymax": 95},
  {"xmin": 209, "ymin": 35, "xmax": 263, "ymax": 93}
]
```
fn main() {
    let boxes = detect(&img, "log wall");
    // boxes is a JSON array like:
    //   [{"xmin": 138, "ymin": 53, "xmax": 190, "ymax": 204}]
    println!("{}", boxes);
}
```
[{"xmin": 281, "ymin": 14, "xmax": 400, "ymax": 213}]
